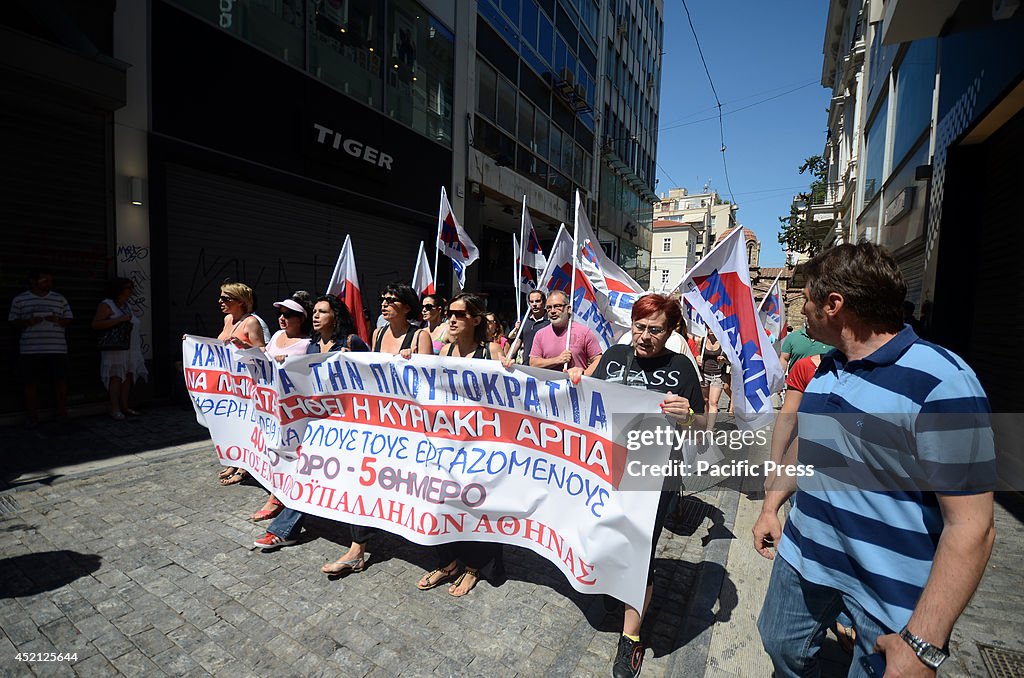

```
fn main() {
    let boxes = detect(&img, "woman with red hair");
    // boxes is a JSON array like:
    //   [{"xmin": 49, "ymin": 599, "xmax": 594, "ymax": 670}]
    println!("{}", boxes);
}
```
[{"xmin": 568, "ymin": 293, "xmax": 705, "ymax": 678}]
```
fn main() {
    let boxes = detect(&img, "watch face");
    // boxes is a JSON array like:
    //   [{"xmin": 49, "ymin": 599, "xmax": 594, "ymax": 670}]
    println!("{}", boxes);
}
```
[{"xmin": 921, "ymin": 645, "xmax": 947, "ymax": 668}]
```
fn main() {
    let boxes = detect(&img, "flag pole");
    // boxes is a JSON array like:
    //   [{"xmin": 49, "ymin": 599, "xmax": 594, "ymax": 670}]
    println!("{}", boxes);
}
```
[
  {"xmin": 433, "ymin": 187, "xmax": 444, "ymax": 289},
  {"xmin": 513, "ymin": 233, "xmax": 521, "ymax": 321},
  {"xmin": 565, "ymin": 192, "xmax": 580, "ymax": 358},
  {"xmin": 519, "ymin": 195, "xmax": 528, "ymax": 325}
]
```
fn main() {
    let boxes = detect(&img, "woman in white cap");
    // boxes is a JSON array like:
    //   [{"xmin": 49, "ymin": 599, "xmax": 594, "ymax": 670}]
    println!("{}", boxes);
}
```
[
  {"xmin": 265, "ymin": 293, "xmax": 313, "ymax": 362},
  {"xmin": 248, "ymin": 292, "xmax": 313, "ymax": 520}
]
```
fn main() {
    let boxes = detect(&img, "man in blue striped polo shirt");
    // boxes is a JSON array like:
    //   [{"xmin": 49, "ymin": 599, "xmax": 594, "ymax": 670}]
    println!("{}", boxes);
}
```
[{"xmin": 753, "ymin": 243, "xmax": 995, "ymax": 677}]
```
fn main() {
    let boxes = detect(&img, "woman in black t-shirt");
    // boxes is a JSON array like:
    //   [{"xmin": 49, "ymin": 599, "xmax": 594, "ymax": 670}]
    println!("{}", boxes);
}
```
[{"xmin": 568, "ymin": 293, "xmax": 705, "ymax": 678}]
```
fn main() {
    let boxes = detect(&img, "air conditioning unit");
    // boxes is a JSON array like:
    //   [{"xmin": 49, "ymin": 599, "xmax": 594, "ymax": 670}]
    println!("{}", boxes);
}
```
[
  {"xmin": 574, "ymin": 83, "xmax": 587, "ymax": 100},
  {"xmin": 617, "ymin": 20, "xmax": 628, "ymax": 37},
  {"xmin": 559, "ymin": 67, "xmax": 574, "ymax": 86},
  {"xmin": 646, "ymin": 75, "xmax": 655, "ymax": 89}
]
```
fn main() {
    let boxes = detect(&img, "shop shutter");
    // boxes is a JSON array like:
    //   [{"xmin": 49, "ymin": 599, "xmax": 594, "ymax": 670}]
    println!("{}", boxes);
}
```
[
  {"xmin": 164, "ymin": 164, "xmax": 431, "ymax": 342},
  {"xmin": 964, "ymin": 110, "xmax": 1022, "ymax": 412},
  {"xmin": 0, "ymin": 94, "xmax": 112, "ymax": 414},
  {"xmin": 893, "ymin": 237, "xmax": 925, "ymax": 308}
]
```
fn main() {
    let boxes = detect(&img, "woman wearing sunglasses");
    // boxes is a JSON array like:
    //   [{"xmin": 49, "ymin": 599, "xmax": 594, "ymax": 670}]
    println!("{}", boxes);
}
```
[
  {"xmin": 420, "ymin": 294, "xmax": 449, "ymax": 354},
  {"xmin": 215, "ymin": 282, "xmax": 270, "ymax": 485},
  {"xmin": 416, "ymin": 293, "xmax": 505, "ymax": 597},
  {"xmin": 483, "ymin": 312, "xmax": 509, "ymax": 359},
  {"xmin": 568, "ymin": 294, "xmax": 705, "ymax": 678},
  {"xmin": 247, "ymin": 292, "xmax": 313, "ymax": 521},
  {"xmin": 255, "ymin": 294, "xmax": 370, "ymax": 552},
  {"xmin": 372, "ymin": 283, "xmax": 433, "ymax": 358}
]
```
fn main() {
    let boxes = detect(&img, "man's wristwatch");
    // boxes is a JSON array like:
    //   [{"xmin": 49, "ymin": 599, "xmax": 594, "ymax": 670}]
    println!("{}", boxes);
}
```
[{"xmin": 899, "ymin": 627, "xmax": 948, "ymax": 669}]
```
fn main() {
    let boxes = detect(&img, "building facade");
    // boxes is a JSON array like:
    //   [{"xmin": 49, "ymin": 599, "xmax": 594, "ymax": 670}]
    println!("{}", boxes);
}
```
[
  {"xmin": 650, "ymin": 219, "xmax": 701, "ymax": 291},
  {"xmin": 653, "ymin": 187, "xmax": 737, "ymax": 259},
  {"xmin": 811, "ymin": 0, "xmax": 1024, "ymax": 412},
  {"xmin": 0, "ymin": 0, "xmax": 665, "ymax": 413},
  {"xmin": 466, "ymin": 0, "xmax": 664, "ymax": 308}
]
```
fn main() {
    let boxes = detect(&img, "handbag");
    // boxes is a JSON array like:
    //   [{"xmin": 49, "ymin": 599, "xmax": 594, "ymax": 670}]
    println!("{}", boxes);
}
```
[{"xmin": 97, "ymin": 315, "xmax": 132, "ymax": 351}]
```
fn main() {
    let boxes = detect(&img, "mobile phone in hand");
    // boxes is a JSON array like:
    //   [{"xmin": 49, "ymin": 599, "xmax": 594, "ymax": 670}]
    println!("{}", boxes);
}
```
[{"xmin": 859, "ymin": 652, "xmax": 886, "ymax": 677}]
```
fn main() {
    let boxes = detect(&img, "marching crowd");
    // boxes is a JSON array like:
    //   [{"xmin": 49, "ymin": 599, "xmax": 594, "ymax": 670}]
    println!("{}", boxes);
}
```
[
  {"xmin": 8, "ymin": 241, "xmax": 997, "ymax": 678},
  {"xmin": 204, "ymin": 243, "xmax": 998, "ymax": 678},
  {"xmin": 209, "ymin": 277, "xmax": 710, "ymax": 677}
]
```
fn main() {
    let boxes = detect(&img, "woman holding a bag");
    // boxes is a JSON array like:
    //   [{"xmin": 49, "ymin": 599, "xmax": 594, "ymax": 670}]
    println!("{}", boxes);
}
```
[{"xmin": 91, "ymin": 278, "xmax": 147, "ymax": 420}]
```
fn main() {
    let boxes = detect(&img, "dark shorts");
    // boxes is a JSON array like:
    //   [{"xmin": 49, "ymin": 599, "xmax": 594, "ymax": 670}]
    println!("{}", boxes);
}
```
[{"xmin": 17, "ymin": 354, "xmax": 68, "ymax": 384}]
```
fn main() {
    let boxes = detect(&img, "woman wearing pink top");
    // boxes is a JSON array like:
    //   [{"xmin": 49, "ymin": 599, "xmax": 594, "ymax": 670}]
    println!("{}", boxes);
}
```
[{"xmin": 249, "ymin": 292, "xmax": 313, "ymax": 521}]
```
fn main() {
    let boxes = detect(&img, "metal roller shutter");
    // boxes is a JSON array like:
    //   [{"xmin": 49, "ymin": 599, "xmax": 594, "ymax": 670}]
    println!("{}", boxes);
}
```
[
  {"xmin": 0, "ymin": 95, "xmax": 112, "ymax": 414},
  {"xmin": 164, "ymin": 164, "xmax": 431, "ymax": 342},
  {"xmin": 964, "ymin": 110, "xmax": 1022, "ymax": 413},
  {"xmin": 893, "ymin": 237, "xmax": 925, "ymax": 308}
]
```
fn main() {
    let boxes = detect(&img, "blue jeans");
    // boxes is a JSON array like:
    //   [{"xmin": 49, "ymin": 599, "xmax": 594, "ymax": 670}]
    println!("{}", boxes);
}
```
[
  {"xmin": 267, "ymin": 508, "xmax": 304, "ymax": 539},
  {"xmin": 757, "ymin": 556, "xmax": 892, "ymax": 677}
]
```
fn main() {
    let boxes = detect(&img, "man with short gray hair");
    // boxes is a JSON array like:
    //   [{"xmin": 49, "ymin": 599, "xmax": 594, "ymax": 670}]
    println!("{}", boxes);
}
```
[{"xmin": 528, "ymin": 290, "xmax": 602, "ymax": 375}]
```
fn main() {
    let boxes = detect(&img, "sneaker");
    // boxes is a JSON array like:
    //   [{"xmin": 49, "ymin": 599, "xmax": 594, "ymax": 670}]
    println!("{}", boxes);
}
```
[
  {"xmin": 254, "ymin": 532, "xmax": 297, "ymax": 550},
  {"xmin": 612, "ymin": 635, "xmax": 644, "ymax": 678}
]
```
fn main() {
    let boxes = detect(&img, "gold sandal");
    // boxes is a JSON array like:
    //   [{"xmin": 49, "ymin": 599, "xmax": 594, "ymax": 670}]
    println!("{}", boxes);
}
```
[
  {"xmin": 448, "ymin": 567, "xmax": 480, "ymax": 597},
  {"xmin": 417, "ymin": 563, "xmax": 460, "ymax": 591}
]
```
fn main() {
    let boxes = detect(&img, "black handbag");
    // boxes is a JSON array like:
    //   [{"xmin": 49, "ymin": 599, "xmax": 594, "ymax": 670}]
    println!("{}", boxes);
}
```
[{"xmin": 97, "ymin": 315, "xmax": 132, "ymax": 351}]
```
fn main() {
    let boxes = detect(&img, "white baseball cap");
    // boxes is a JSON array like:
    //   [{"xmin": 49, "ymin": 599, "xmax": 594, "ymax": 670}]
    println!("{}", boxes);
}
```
[{"xmin": 273, "ymin": 299, "xmax": 306, "ymax": 315}]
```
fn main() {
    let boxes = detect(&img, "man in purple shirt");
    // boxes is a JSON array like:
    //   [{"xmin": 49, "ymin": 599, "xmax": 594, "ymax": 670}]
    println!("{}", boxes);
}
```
[{"xmin": 529, "ymin": 290, "xmax": 602, "ymax": 375}]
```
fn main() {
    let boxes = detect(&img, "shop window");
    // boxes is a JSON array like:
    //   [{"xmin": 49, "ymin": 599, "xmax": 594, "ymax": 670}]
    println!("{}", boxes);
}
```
[
  {"xmin": 534, "ymin": 113, "xmax": 550, "ymax": 159},
  {"xmin": 386, "ymin": 1, "xmax": 454, "ymax": 147},
  {"xmin": 310, "ymin": 0, "xmax": 385, "ymax": 109},
  {"xmin": 518, "ymin": 95, "xmax": 535, "ymax": 148},
  {"xmin": 477, "ymin": 60, "xmax": 497, "ymax": 121},
  {"xmin": 496, "ymin": 77, "xmax": 517, "ymax": 134},
  {"xmin": 176, "ymin": 0, "xmax": 305, "ymax": 67},
  {"xmin": 863, "ymin": 97, "xmax": 888, "ymax": 205},
  {"xmin": 892, "ymin": 39, "xmax": 936, "ymax": 166}
]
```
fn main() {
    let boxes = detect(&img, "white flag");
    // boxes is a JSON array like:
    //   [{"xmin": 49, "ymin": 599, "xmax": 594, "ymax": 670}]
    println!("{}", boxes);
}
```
[
  {"xmin": 436, "ymin": 186, "xmax": 478, "ymax": 287},
  {"xmin": 677, "ymin": 228, "xmax": 784, "ymax": 429}
]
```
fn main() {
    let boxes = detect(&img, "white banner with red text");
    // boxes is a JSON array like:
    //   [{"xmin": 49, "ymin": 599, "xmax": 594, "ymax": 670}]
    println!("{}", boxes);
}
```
[{"xmin": 183, "ymin": 335, "xmax": 672, "ymax": 610}]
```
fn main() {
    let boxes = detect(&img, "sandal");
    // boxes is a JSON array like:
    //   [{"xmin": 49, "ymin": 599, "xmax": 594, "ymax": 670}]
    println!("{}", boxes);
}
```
[
  {"xmin": 448, "ymin": 567, "xmax": 480, "ymax": 597},
  {"xmin": 220, "ymin": 470, "xmax": 247, "ymax": 486},
  {"xmin": 320, "ymin": 553, "xmax": 370, "ymax": 575},
  {"xmin": 417, "ymin": 563, "xmax": 460, "ymax": 591},
  {"xmin": 250, "ymin": 498, "xmax": 284, "ymax": 522},
  {"xmin": 218, "ymin": 467, "xmax": 237, "ymax": 480}
]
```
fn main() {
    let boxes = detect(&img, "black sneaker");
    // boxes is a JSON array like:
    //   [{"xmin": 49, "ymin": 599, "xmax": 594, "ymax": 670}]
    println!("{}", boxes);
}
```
[{"xmin": 612, "ymin": 634, "xmax": 644, "ymax": 678}]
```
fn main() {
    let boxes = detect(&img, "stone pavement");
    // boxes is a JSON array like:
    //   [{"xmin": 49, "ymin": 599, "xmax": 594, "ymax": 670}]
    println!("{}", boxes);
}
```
[
  {"xmin": 0, "ymin": 406, "xmax": 737, "ymax": 677},
  {"xmin": 1, "ymin": 405, "xmax": 1021, "ymax": 677}
]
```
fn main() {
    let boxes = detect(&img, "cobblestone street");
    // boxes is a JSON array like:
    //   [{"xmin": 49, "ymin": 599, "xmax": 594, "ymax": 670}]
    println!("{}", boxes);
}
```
[{"xmin": 0, "ymin": 407, "xmax": 1020, "ymax": 677}]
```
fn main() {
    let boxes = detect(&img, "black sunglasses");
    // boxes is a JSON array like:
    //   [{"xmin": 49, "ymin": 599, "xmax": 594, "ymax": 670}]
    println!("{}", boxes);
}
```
[
  {"xmin": 279, "ymin": 310, "xmax": 303, "ymax": 319},
  {"xmin": 218, "ymin": 295, "xmax": 238, "ymax": 303},
  {"xmin": 421, "ymin": 303, "xmax": 437, "ymax": 311},
  {"xmin": 447, "ymin": 309, "xmax": 471, "ymax": 319},
  {"xmin": 380, "ymin": 295, "xmax": 401, "ymax": 305}
]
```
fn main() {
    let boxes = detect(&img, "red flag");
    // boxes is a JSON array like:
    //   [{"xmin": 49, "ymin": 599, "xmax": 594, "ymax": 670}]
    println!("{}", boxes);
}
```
[
  {"xmin": 411, "ymin": 241, "xmax": 435, "ymax": 297},
  {"xmin": 326, "ymin": 234, "xmax": 369, "ymax": 344}
]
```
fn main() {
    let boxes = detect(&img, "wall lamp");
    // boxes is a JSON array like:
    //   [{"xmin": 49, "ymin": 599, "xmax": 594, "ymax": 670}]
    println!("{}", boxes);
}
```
[{"xmin": 129, "ymin": 177, "xmax": 144, "ymax": 206}]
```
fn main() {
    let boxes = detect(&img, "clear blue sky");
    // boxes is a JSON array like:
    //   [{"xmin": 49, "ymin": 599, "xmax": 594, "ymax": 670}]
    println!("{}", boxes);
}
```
[{"xmin": 656, "ymin": 1, "xmax": 832, "ymax": 267}]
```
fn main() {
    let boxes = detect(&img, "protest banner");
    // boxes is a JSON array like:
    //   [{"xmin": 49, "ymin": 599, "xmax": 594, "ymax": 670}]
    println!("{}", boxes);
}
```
[{"xmin": 183, "ymin": 336, "xmax": 673, "ymax": 610}]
